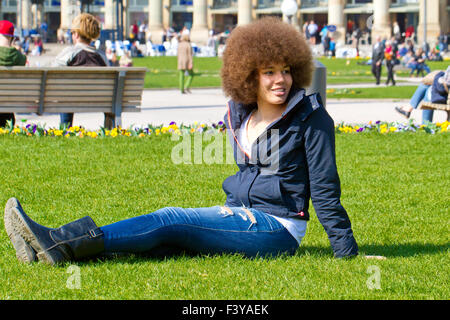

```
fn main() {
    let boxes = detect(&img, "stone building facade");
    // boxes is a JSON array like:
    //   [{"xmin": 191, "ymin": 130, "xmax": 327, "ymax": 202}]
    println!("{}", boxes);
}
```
[{"xmin": 1, "ymin": 0, "xmax": 448, "ymax": 45}]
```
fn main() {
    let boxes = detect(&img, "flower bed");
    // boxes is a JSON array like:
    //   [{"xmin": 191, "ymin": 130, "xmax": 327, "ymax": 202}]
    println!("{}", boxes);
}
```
[{"xmin": 0, "ymin": 119, "xmax": 448, "ymax": 138}]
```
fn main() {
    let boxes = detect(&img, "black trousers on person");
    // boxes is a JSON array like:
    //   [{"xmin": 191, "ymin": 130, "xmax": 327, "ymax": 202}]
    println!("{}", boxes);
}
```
[
  {"xmin": 385, "ymin": 60, "xmax": 396, "ymax": 85},
  {"xmin": 371, "ymin": 62, "xmax": 382, "ymax": 85}
]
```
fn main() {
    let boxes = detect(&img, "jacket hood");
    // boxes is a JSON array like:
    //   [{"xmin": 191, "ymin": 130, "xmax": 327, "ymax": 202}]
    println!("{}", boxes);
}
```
[{"xmin": 0, "ymin": 46, "xmax": 27, "ymax": 66}]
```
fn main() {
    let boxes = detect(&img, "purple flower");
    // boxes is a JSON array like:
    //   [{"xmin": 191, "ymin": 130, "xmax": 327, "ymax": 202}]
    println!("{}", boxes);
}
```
[
  {"xmin": 169, "ymin": 121, "xmax": 177, "ymax": 126},
  {"xmin": 356, "ymin": 127, "xmax": 364, "ymax": 132}
]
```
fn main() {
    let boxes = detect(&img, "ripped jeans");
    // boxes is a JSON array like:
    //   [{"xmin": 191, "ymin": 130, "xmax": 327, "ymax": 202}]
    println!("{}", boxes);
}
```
[{"xmin": 100, "ymin": 206, "xmax": 298, "ymax": 257}]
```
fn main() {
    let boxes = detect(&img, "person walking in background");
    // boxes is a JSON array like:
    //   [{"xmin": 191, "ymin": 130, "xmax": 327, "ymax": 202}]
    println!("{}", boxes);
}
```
[
  {"xmin": 371, "ymin": 36, "xmax": 384, "ymax": 85},
  {"xmin": 307, "ymin": 20, "xmax": 318, "ymax": 45},
  {"xmin": 52, "ymin": 13, "xmax": 107, "ymax": 127},
  {"xmin": 0, "ymin": 20, "xmax": 27, "ymax": 128},
  {"xmin": 384, "ymin": 40, "xmax": 396, "ymax": 86},
  {"xmin": 177, "ymin": 34, "xmax": 194, "ymax": 94}
]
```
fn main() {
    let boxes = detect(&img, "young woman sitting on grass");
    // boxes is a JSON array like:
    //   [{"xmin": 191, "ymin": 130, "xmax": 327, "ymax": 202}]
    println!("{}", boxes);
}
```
[{"xmin": 4, "ymin": 18, "xmax": 358, "ymax": 265}]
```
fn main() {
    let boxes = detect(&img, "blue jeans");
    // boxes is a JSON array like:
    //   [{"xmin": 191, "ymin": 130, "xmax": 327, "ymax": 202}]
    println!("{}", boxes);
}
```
[
  {"xmin": 410, "ymin": 83, "xmax": 434, "ymax": 123},
  {"xmin": 100, "ymin": 206, "xmax": 299, "ymax": 258}
]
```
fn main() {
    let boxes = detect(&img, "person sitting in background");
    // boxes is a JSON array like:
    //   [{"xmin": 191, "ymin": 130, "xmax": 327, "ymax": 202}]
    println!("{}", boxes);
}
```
[
  {"xmin": 428, "ymin": 47, "xmax": 442, "ymax": 61},
  {"xmin": 105, "ymin": 47, "xmax": 118, "ymax": 66},
  {"xmin": 0, "ymin": 20, "xmax": 27, "ymax": 128},
  {"xmin": 395, "ymin": 67, "xmax": 450, "ymax": 123},
  {"xmin": 413, "ymin": 48, "xmax": 430, "ymax": 77},
  {"xmin": 52, "ymin": 13, "xmax": 107, "ymax": 127},
  {"xmin": 119, "ymin": 51, "xmax": 133, "ymax": 67}
]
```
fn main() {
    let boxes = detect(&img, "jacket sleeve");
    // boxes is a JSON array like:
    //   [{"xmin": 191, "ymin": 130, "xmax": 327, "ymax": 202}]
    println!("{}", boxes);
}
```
[{"xmin": 303, "ymin": 104, "xmax": 358, "ymax": 258}]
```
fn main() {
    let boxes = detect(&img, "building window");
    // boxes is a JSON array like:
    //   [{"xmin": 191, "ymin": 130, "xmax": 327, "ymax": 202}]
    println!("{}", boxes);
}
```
[
  {"xmin": 171, "ymin": 0, "xmax": 193, "ymax": 5},
  {"xmin": 258, "ymin": 0, "xmax": 282, "ymax": 9},
  {"xmin": 392, "ymin": 0, "xmax": 419, "ymax": 3},
  {"xmin": 213, "ymin": 0, "xmax": 237, "ymax": 9},
  {"xmin": 346, "ymin": 0, "xmax": 371, "ymax": 4}
]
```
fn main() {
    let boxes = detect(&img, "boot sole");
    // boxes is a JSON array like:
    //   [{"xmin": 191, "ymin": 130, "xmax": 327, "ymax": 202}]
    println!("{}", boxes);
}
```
[
  {"xmin": 5, "ymin": 206, "xmax": 59, "ymax": 265},
  {"xmin": 4, "ymin": 198, "xmax": 37, "ymax": 263}
]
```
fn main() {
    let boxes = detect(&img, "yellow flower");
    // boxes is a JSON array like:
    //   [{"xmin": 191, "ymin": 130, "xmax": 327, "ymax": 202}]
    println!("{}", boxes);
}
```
[
  {"xmin": 138, "ymin": 133, "xmax": 145, "ymax": 137},
  {"xmin": 155, "ymin": 129, "xmax": 161, "ymax": 135},
  {"xmin": 389, "ymin": 127, "xmax": 397, "ymax": 132}
]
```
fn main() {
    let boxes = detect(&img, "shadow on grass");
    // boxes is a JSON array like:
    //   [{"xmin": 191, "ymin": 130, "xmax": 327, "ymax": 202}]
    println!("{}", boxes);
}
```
[
  {"xmin": 297, "ymin": 242, "xmax": 449, "ymax": 258},
  {"xmin": 68, "ymin": 242, "xmax": 449, "ymax": 267}
]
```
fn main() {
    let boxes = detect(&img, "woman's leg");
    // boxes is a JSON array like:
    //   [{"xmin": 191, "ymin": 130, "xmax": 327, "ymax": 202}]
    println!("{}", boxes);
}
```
[
  {"xmin": 101, "ymin": 206, "xmax": 299, "ymax": 258},
  {"xmin": 421, "ymin": 86, "xmax": 434, "ymax": 123},
  {"xmin": 184, "ymin": 69, "xmax": 194, "ymax": 92},
  {"xmin": 409, "ymin": 84, "xmax": 430, "ymax": 109},
  {"xmin": 395, "ymin": 83, "xmax": 430, "ymax": 117},
  {"xmin": 178, "ymin": 70, "xmax": 185, "ymax": 93}
]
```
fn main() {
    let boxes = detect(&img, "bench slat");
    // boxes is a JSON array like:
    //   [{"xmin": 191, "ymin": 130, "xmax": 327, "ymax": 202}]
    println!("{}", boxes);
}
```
[
  {"xmin": 46, "ymin": 84, "xmax": 115, "ymax": 91},
  {"xmin": 0, "ymin": 90, "xmax": 40, "ymax": 96},
  {"xmin": 0, "ymin": 85, "xmax": 41, "ymax": 90},
  {"xmin": 45, "ymin": 79, "xmax": 115, "ymax": 85},
  {"xmin": 419, "ymin": 101, "xmax": 450, "ymax": 111},
  {"xmin": 45, "ymin": 96, "xmax": 113, "ymax": 102},
  {"xmin": 0, "ymin": 78, "xmax": 41, "ymax": 84}
]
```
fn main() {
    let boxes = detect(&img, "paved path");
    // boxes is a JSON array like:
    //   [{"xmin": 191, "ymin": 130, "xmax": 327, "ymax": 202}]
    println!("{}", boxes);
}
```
[
  {"xmin": 16, "ymin": 88, "xmax": 448, "ymax": 130},
  {"xmin": 17, "ymin": 44, "xmax": 447, "ymax": 129}
]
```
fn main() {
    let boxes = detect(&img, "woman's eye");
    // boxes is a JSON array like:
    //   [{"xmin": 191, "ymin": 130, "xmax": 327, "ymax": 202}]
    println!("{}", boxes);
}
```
[{"xmin": 264, "ymin": 71, "xmax": 273, "ymax": 75}]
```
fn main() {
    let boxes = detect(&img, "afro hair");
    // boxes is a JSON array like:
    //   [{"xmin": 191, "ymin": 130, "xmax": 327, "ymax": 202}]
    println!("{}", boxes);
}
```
[{"xmin": 221, "ymin": 17, "xmax": 314, "ymax": 105}]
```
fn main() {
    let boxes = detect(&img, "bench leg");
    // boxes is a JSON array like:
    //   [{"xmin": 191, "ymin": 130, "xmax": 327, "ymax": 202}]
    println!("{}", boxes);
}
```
[{"xmin": 447, "ymin": 111, "xmax": 450, "ymax": 122}]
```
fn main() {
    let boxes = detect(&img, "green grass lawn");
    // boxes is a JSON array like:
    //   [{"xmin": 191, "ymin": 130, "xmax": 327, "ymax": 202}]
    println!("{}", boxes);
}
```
[
  {"xmin": 0, "ymin": 133, "xmax": 448, "ymax": 299},
  {"xmin": 131, "ymin": 56, "xmax": 448, "ymax": 99}
]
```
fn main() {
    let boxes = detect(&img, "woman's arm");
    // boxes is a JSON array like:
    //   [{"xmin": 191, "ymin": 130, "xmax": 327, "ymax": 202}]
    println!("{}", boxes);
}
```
[{"xmin": 303, "ymin": 101, "xmax": 358, "ymax": 258}]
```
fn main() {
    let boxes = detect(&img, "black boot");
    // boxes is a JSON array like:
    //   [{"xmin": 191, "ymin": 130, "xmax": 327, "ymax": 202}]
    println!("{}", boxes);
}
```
[
  {"xmin": 4, "ymin": 198, "xmax": 104, "ymax": 265},
  {"xmin": 4, "ymin": 198, "xmax": 37, "ymax": 263}
]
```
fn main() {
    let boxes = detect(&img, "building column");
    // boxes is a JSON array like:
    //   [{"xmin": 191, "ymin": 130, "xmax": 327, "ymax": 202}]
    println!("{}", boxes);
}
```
[
  {"xmin": 149, "ymin": 0, "xmax": 164, "ymax": 43},
  {"xmin": 104, "ymin": 0, "xmax": 116, "ymax": 30},
  {"xmin": 191, "ymin": 0, "xmax": 209, "ymax": 45},
  {"xmin": 60, "ymin": 0, "xmax": 80, "ymax": 31},
  {"xmin": 31, "ymin": 3, "xmax": 44, "ymax": 29},
  {"xmin": 238, "ymin": 0, "xmax": 252, "ymax": 26},
  {"xmin": 417, "ymin": 0, "xmax": 446, "ymax": 46},
  {"xmin": 327, "ymin": 0, "xmax": 346, "ymax": 45},
  {"xmin": 371, "ymin": 0, "xmax": 391, "ymax": 40},
  {"xmin": 17, "ymin": 0, "xmax": 33, "ymax": 31}
]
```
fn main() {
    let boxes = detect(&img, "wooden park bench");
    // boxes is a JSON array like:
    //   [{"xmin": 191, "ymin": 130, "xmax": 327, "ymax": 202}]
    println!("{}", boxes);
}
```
[
  {"xmin": 419, "ymin": 95, "xmax": 450, "ymax": 122},
  {"xmin": 0, "ymin": 66, "xmax": 147, "ymax": 129}
]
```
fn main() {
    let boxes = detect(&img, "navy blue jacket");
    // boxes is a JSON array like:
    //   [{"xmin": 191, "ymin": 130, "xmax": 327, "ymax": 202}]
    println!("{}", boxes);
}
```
[{"xmin": 222, "ymin": 88, "xmax": 358, "ymax": 257}]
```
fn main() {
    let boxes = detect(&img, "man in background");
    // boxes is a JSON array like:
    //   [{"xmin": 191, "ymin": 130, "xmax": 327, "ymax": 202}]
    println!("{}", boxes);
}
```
[{"xmin": 371, "ymin": 36, "xmax": 384, "ymax": 85}]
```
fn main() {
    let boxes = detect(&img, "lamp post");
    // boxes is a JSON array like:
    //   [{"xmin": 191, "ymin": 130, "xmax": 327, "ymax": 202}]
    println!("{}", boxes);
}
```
[{"xmin": 280, "ymin": 0, "xmax": 298, "ymax": 25}]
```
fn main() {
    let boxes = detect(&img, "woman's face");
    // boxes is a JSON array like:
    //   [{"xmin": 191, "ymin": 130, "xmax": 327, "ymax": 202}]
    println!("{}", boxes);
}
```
[{"xmin": 256, "ymin": 63, "xmax": 293, "ymax": 108}]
